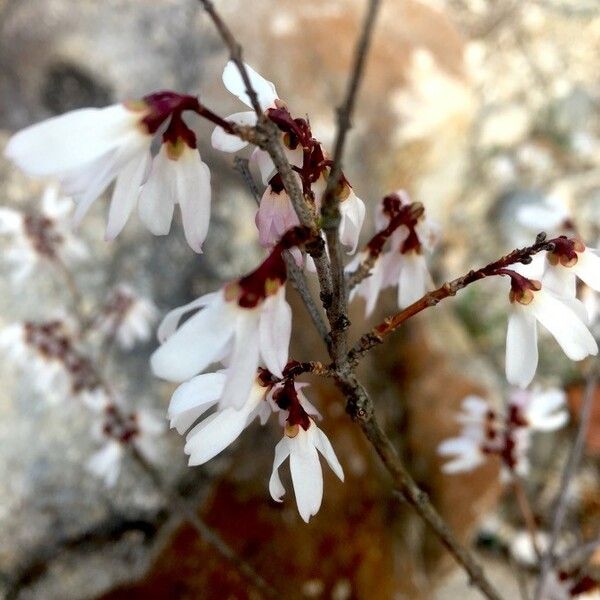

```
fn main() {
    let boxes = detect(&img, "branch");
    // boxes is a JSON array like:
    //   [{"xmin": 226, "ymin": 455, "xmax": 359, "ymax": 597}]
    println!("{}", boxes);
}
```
[
  {"xmin": 349, "ymin": 234, "xmax": 554, "ymax": 362},
  {"xmin": 321, "ymin": 0, "xmax": 382, "ymax": 361},
  {"xmin": 339, "ymin": 376, "xmax": 504, "ymax": 600},
  {"xmin": 534, "ymin": 369, "xmax": 598, "ymax": 599},
  {"xmin": 233, "ymin": 157, "xmax": 329, "ymax": 343}
]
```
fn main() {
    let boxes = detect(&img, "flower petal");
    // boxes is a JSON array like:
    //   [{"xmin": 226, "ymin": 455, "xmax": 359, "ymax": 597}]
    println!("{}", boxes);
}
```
[
  {"xmin": 269, "ymin": 437, "xmax": 291, "ymax": 502},
  {"xmin": 259, "ymin": 288, "xmax": 291, "ymax": 378},
  {"xmin": 211, "ymin": 111, "xmax": 257, "ymax": 152},
  {"xmin": 575, "ymin": 249, "xmax": 600, "ymax": 292},
  {"xmin": 176, "ymin": 149, "xmax": 211, "ymax": 253},
  {"xmin": 156, "ymin": 292, "xmax": 219, "ymax": 343},
  {"xmin": 505, "ymin": 306, "xmax": 539, "ymax": 389},
  {"xmin": 222, "ymin": 61, "xmax": 278, "ymax": 111},
  {"xmin": 138, "ymin": 148, "xmax": 176, "ymax": 235},
  {"xmin": 105, "ymin": 151, "xmax": 151, "ymax": 240},
  {"xmin": 313, "ymin": 426, "xmax": 344, "ymax": 481},
  {"xmin": 398, "ymin": 253, "xmax": 431, "ymax": 309},
  {"xmin": 289, "ymin": 433, "xmax": 323, "ymax": 522}
]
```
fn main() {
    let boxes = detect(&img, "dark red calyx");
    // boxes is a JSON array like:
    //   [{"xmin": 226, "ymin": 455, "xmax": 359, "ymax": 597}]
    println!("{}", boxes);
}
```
[
  {"xmin": 227, "ymin": 226, "xmax": 311, "ymax": 309},
  {"xmin": 257, "ymin": 367, "xmax": 278, "ymax": 388},
  {"xmin": 268, "ymin": 173, "xmax": 286, "ymax": 194},
  {"xmin": 507, "ymin": 404, "xmax": 529, "ymax": 428},
  {"xmin": 162, "ymin": 111, "xmax": 197, "ymax": 152},
  {"xmin": 547, "ymin": 236, "xmax": 584, "ymax": 267},
  {"xmin": 138, "ymin": 91, "xmax": 200, "ymax": 135},
  {"xmin": 266, "ymin": 106, "xmax": 312, "ymax": 149},
  {"xmin": 496, "ymin": 269, "xmax": 542, "ymax": 304},
  {"xmin": 272, "ymin": 378, "xmax": 310, "ymax": 431}
]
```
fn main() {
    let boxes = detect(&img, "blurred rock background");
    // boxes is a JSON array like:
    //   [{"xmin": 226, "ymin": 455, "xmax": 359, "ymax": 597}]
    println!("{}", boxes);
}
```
[{"xmin": 0, "ymin": 0, "xmax": 598, "ymax": 598}]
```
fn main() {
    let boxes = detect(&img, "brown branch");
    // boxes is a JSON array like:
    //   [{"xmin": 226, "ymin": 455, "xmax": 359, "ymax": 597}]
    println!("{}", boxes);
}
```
[
  {"xmin": 321, "ymin": 0, "xmax": 382, "ymax": 361},
  {"xmin": 534, "ymin": 370, "xmax": 598, "ymax": 599},
  {"xmin": 339, "ymin": 376, "xmax": 504, "ymax": 600},
  {"xmin": 349, "ymin": 233, "xmax": 554, "ymax": 362}
]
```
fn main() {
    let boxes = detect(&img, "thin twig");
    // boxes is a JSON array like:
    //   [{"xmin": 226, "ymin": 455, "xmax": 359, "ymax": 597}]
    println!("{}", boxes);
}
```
[
  {"xmin": 321, "ymin": 0, "xmax": 382, "ymax": 361},
  {"xmin": 233, "ymin": 157, "xmax": 329, "ymax": 343},
  {"xmin": 534, "ymin": 370, "xmax": 598, "ymax": 599},
  {"xmin": 340, "ymin": 377, "xmax": 504, "ymax": 600}
]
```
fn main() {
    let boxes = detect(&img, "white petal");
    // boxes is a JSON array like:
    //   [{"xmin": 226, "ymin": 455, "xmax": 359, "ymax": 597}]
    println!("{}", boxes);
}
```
[
  {"xmin": 269, "ymin": 437, "xmax": 291, "ymax": 502},
  {"xmin": 575, "ymin": 250, "xmax": 600, "ymax": 292},
  {"xmin": 175, "ymin": 149, "xmax": 211, "ymax": 253},
  {"xmin": 398, "ymin": 253, "xmax": 431, "ymax": 309},
  {"xmin": 543, "ymin": 263, "xmax": 577, "ymax": 298},
  {"xmin": 222, "ymin": 61, "xmax": 278, "ymax": 111},
  {"xmin": 105, "ymin": 151, "xmax": 150, "ymax": 240},
  {"xmin": 531, "ymin": 411, "xmax": 569, "ymax": 431},
  {"xmin": 168, "ymin": 371, "xmax": 226, "ymax": 434},
  {"xmin": 532, "ymin": 290, "xmax": 598, "ymax": 361},
  {"xmin": 339, "ymin": 192, "xmax": 366, "ymax": 254},
  {"xmin": 313, "ymin": 426, "xmax": 344, "ymax": 481},
  {"xmin": 86, "ymin": 442, "xmax": 123, "ymax": 487},
  {"xmin": 289, "ymin": 433, "xmax": 323, "ymax": 522},
  {"xmin": 138, "ymin": 148, "xmax": 176, "ymax": 235},
  {"xmin": 506, "ymin": 306, "xmax": 539, "ymax": 389},
  {"xmin": 157, "ymin": 292, "xmax": 219, "ymax": 343},
  {"xmin": 211, "ymin": 111, "xmax": 257, "ymax": 152},
  {"xmin": 259, "ymin": 288, "xmax": 291, "ymax": 377},
  {"xmin": 4, "ymin": 105, "xmax": 138, "ymax": 176},
  {"xmin": 184, "ymin": 406, "xmax": 250, "ymax": 466},
  {"xmin": 151, "ymin": 298, "xmax": 235, "ymax": 382},
  {"xmin": 250, "ymin": 148, "xmax": 276, "ymax": 184},
  {"xmin": 220, "ymin": 310, "xmax": 261, "ymax": 409}
]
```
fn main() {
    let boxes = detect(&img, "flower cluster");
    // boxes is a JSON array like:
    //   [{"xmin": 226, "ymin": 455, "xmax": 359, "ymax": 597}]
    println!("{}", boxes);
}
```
[
  {"xmin": 0, "ymin": 186, "xmax": 87, "ymax": 282},
  {"xmin": 438, "ymin": 388, "xmax": 568, "ymax": 480},
  {"xmin": 348, "ymin": 190, "xmax": 438, "ymax": 315},
  {"xmin": 504, "ymin": 236, "xmax": 599, "ymax": 388}
]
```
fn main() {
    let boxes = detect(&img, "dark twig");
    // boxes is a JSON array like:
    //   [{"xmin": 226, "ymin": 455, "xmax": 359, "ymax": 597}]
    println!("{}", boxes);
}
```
[
  {"xmin": 321, "ymin": 0, "xmax": 382, "ymax": 361},
  {"xmin": 349, "ymin": 234, "xmax": 555, "ymax": 362},
  {"xmin": 535, "ymin": 370, "xmax": 598, "ymax": 599},
  {"xmin": 340, "ymin": 377, "xmax": 504, "ymax": 600},
  {"xmin": 233, "ymin": 157, "xmax": 329, "ymax": 343}
]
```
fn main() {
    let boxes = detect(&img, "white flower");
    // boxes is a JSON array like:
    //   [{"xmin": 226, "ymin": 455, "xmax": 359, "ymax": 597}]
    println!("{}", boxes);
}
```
[
  {"xmin": 510, "ymin": 387, "xmax": 569, "ymax": 432},
  {"xmin": 516, "ymin": 194, "xmax": 572, "ymax": 234},
  {"xmin": 87, "ymin": 405, "xmax": 165, "ymax": 487},
  {"xmin": 98, "ymin": 284, "xmax": 158, "ymax": 350},
  {"xmin": 168, "ymin": 371, "xmax": 272, "ymax": 465},
  {"xmin": 152, "ymin": 244, "xmax": 294, "ymax": 410},
  {"xmin": 0, "ymin": 186, "xmax": 87, "ymax": 282},
  {"xmin": 269, "ymin": 418, "xmax": 344, "ymax": 522},
  {"xmin": 5, "ymin": 93, "xmax": 212, "ymax": 252},
  {"xmin": 505, "ymin": 279, "xmax": 597, "ymax": 388},
  {"xmin": 543, "ymin": 239, "xmax": 600, "ymax": 299},
  {"xmin": 338, "ymin": 188, "xmax": 366, "ymax": 254},
  {"xmin": 347, "ymin": 251, "xmax": 387, "ymax": 317},
  {"xmin": 255, "ymin": 180, "xmax": 299, "ymax": 249}
]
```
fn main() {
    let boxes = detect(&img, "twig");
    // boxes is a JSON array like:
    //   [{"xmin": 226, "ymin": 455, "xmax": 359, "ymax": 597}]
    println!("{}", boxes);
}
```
[
  {"xmin": 321, "ymin": 0, "xmax": 382, "ymax": 361},
  {"xmin": 348, "ymin": 234, "xmax": 554, "ymax": 362},
  {"xmin": 233, "ymin": 157, "xmax": 329, "ymax": 343},
  {"xmin": 534, "ymin": 370, "xmax": 598, "ymax": 599},
  {"xmin": 340, "ymin": 377, "xmax": 504, "ymax": 600}
]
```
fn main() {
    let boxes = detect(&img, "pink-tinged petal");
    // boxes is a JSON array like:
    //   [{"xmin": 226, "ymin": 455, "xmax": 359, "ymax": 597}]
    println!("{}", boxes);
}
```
[
  {"xmin": 269, "ymin": 438, "xmax": 291, "ymax": 502},
  {"xmin": 438, "ymin": 438, "xmax": 484, "ymax": 473},
  {"xmin": 184, "ymin": 407, "xmax": 250, "ymax": 466},
  {"xmin": 339, "ymin": 192, "xmax": 366, "ymax": 254},
  {"xmin": 532, "ymin": 290, "xmax": 598, "ymax": 360},
  {"xmin": 259, "ymin": 288, "xmax": 291, "ymax": 377},
  {"xmin": 256, "ymin": 186, "xmax": 299, "ymax": 248},
  {"xmin": 398, "ymin": 253, "xmax": 432, "ymax": 309},
  {"xmin": 168, "ymin": 371, "xmax": 226, "ymax": 434},
  {"xmin": 220, "ymin": 310, "xmax": 261, "ymax": 409},
  {"xmin": 222, "ymin": 61, "xmax": 278, "ymax": 111},
  {"xmin": 506, "ymin": 306, "xmax": 539, "ymax": 389},
  {"xmin": 175, "ymin": 148, "xmax": 211, "ymax": 253},
  {"xmin": 289, "ymin": 431, "xmax": 323, "ymax": 522},
  {"xmin": 156, "ymin": 292, "xmax": 219, "ymax": 343},
  {"xmin": 138, "ymin": 148, "xmax": 176, "ymax": 235},
  {"xmin": 313, "ymin": 426, "xmax": 344, "ymax": 481},
  {"xmin": 574, "ymin": 249, "xmax": 600, "ymax": 292},
  {"xmin": 250, "ymin": 147, "xmax": 276, "ymax": 184},
  {"xmin": 4, "ymin": 104, "xmax": 138, "ymax": 176},
  {"xmin": 105, "ymin": 151, "xmax": 151, "ymax": 240},
  {"xmin": 151, "ymin": 297, "xmax": 236, "ymax": 382},
  {"xmin": 531, "ymin": 411, "xmax": 569, "ymax": 432},
  {"xmin": 211, "ymin": 111, "xmax": 257, "ymax": 152}
]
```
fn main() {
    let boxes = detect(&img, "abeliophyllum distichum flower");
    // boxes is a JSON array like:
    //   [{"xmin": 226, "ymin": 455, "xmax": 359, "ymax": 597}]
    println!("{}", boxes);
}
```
[
  {"xmin": 4, "ymin": 91, "xmax": 211, "ymax": 252},
  {"xmin": 212, "ymin": 62, "xmax": 366, "ymax": 256}
]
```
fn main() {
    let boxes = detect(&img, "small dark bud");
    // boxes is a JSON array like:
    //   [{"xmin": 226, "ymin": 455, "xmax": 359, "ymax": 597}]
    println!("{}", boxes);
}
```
[
  {"xmin": 520, "ymin": 256, "xmax": 533, "ymax": 264},
  {"xmin": 535, "ymin": 232, "xmax": 547, "ymax": 244}
]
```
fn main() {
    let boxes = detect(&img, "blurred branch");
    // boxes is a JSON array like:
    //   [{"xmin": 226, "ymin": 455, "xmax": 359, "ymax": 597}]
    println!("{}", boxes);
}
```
[{"xmin": 535, "ymin": 369, "xmax": 598, "ymax": 599}]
